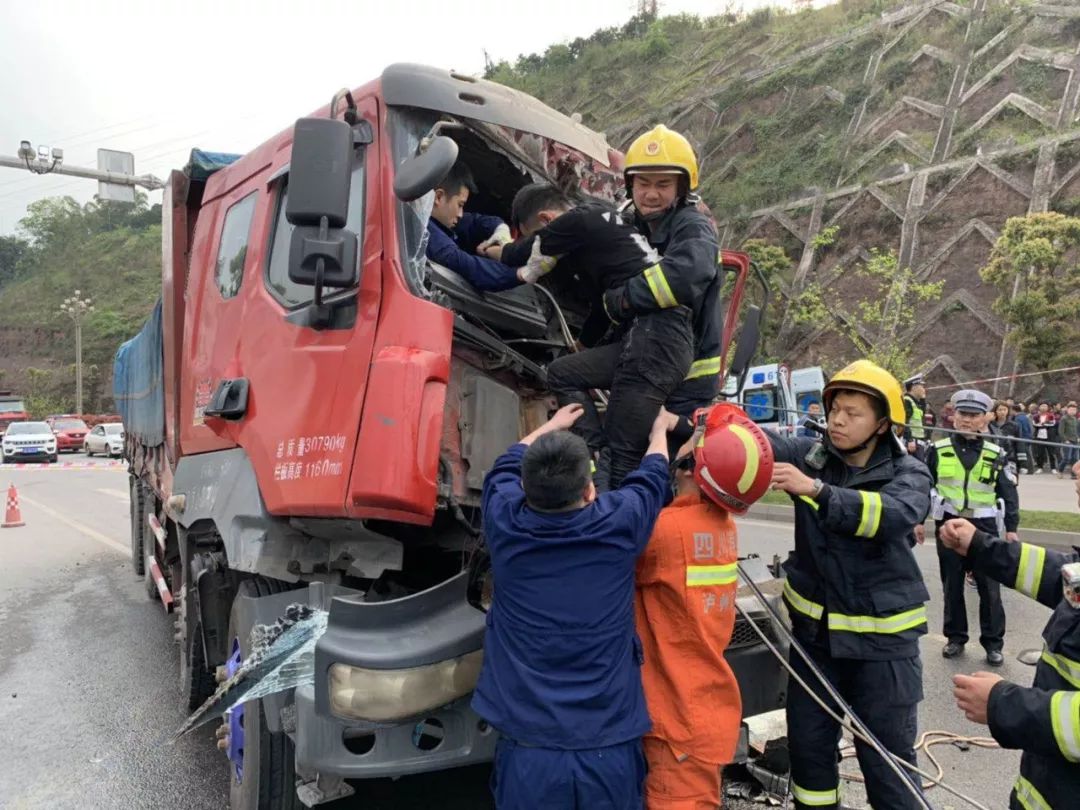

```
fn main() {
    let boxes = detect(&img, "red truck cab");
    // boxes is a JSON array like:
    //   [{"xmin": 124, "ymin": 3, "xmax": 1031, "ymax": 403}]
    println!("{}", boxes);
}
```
[
  {"xmin": 117, "ymin": 64, "xmax": 782, "ymax": 810},
  {"xmin": 0, "ymin": 392, "xmax": 29, "ymax": 437}
]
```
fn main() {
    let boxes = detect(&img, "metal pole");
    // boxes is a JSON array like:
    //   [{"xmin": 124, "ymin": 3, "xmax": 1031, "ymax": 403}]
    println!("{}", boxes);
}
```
[
  {"xmin": 0, "ymin": 154, "xmax": 165, "ymax": 190},
  {"xmin": 75, "ymin": 318, "xmax": 82, "ymax": 416}
]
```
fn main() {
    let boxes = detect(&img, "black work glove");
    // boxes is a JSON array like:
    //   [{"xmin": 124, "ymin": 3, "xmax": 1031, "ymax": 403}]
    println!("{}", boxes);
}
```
[{"xmin": 602, "ymin": 286, "xmax": 630, "ymax": 324}]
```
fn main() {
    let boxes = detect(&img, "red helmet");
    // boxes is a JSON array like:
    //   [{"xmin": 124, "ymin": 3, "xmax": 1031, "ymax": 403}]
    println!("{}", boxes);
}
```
[{"xmin": 690, "ymin": 403, "xmax": 774, "ymax": 515}]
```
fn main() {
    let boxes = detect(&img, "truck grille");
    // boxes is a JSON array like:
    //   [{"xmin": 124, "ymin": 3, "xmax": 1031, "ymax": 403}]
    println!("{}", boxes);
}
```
[{"xmin": 729, "ymin": 614, "xmax": 777, "ymax": 649}]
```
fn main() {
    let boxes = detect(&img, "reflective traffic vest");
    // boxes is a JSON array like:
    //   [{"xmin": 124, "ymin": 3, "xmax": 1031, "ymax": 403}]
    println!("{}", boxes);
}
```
[
  {"xmin": 905, "ymin": 395, "xmax": 926, "ymax": 440},
  {"xmin": 934, "ymin": 438, "xmax": 1001, "ymax": 519}
]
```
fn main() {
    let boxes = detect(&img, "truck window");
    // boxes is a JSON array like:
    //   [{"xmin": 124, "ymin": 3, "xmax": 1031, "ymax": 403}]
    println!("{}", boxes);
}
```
[
  {"xmin": 215, "ymin": 192, "xmax": 258, "ymax": 300},
  {"xmin": 265, "ymin": 161, "xmax": 366, "ymax": 308}
]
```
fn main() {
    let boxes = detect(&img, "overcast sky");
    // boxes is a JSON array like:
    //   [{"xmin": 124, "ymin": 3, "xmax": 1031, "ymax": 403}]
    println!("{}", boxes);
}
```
[{"xmin": 0, "ymin": 0, "xmax": 823, "ymax": 235}]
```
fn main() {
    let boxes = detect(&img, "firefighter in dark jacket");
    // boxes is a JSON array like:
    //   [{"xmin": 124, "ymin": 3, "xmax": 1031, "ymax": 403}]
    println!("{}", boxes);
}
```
[
  {"xmin": 766, "ymin": 360, "xmax": 932, "ymax": 810},
  {"xmin": 940, "ymin": 475, "xmax": 1080, "ymax": 810},
  {"xmin": 616, "ymin": 125, "xmax": 724, "ymax": 419},
  {"xmin": 487, "ymin": 182, "xmax": 706, "ymax": 490},
  {"xmin": 927, "ymin": 389, "xmax": 1019, "ymax": 667}
]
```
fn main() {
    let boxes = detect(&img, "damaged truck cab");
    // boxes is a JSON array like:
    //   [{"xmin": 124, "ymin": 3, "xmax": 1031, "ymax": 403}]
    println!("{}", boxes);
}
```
[{"xmin": 114, "ymin": 63, "xmax": 787, "ymax": 809}]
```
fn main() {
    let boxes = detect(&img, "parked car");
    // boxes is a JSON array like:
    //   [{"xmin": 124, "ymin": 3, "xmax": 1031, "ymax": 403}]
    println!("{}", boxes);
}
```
[
  {"xmin": 84, "ymin": 423, "xmax": 125, "ymax": 458},
  {"xmin": 2, "ymin": 421, "xmax": 58, "ymax": 463},
  {"xmin": 45, "ymin": 415, "xmax": 89, "ymax": 453}
]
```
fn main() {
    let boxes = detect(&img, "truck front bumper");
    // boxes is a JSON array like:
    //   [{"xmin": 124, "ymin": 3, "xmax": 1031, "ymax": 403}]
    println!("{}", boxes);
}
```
[{"xmin": 293, "ymin": 570, "xmax": 497, "ymax": 784}]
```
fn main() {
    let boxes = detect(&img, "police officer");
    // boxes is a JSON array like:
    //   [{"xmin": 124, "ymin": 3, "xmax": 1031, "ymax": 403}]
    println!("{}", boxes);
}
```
[
  {"xmin": 940, "ymin": 468, "xmax": 1080, "ymax": 810},
  {"xmin": 927, "ymin": 389, "xmax": 1019, "ymax": 666},
  {"xmin": 614, "ymin": 125, "xmax": 724, "ymax": 420},
  {"xmin": 766, "ymin": 360, "xmax": 932, "ymax": 810},
  {"xmin": 902, "ymin": 374, "xmax": 934, "ymax": 457}
]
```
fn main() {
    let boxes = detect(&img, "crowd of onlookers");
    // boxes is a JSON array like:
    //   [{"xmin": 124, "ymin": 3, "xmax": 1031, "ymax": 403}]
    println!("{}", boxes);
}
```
[{"xmin": 974, "ymin": 399, "xmax": 1079, "ymax": 478}]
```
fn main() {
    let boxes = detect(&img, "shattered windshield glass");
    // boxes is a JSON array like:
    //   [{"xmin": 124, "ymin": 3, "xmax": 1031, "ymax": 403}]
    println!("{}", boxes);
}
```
[
  {"xmin": 388, "ymin": 107, "xmax": 442, "ymax": 294},
  {"xmin": 174, "ymin": 604, "xmax": 328, "ymax": 740}
]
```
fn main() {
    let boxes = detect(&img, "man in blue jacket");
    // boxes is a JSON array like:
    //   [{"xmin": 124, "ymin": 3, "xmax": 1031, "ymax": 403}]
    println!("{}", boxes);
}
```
[
  {"xmin": 425, "ymin": 161, "xmax": 521, "ymax": 292},
  {"xmin": 473, "ymin": 402, "xmax": 677, "ymax": 809}
]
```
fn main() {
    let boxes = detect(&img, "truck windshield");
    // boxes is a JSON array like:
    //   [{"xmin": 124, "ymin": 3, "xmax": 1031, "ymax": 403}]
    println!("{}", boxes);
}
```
[
  {"xmin": 0, "ymin": 400, "xmax": 26, "ymax": 414},
  {"xmin": 388, "ymin": 107, "xmax": 443, "ymax": 294}
]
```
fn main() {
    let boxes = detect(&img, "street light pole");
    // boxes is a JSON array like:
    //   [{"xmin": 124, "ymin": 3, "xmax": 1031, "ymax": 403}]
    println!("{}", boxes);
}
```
[{"xmin": 60, "ymin": 292, "xmax": 94, "ymax": 415}]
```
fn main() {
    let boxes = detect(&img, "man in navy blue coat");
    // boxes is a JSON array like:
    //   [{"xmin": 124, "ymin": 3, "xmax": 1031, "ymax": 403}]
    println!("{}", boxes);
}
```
[
  {"xmin": 425, "ymin": 161, "xmax": 521, "ymax": 292},
  {"xmin": 473, "ymin": 402, "xmax": 677, "ymax": 809}
]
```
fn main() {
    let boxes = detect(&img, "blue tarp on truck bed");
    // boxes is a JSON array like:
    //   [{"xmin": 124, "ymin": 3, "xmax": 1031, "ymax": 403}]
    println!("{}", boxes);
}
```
[{"xmin": 114, "ymin": 299, "xmax": 164, "ymax": 447}]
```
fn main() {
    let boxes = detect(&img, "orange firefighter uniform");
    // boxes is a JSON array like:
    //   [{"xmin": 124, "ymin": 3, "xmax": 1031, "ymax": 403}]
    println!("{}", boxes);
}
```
[{"xmin": 634, "ymin": 494, "xmax": 742, "ymax": 809}]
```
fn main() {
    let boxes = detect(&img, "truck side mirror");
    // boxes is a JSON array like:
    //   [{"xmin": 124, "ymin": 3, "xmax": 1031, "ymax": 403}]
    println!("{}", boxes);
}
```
[
  {"xmin": 286, "ymin": 117, "xmax": 358, "ymax": 289},
  {"xmin": 393, "ymin": 135, "xmax": 459, "ymax": 202}
]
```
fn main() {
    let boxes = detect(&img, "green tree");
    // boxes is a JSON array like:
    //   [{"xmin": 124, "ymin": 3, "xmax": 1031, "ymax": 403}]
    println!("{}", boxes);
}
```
[
  {"xmin": 795, "ymin": 247, "xmax": 944, "ymax": 378},
  {"xmin": 740, "ymin": 238, "xmax": 794, "ymax": 359},
  {"xmin": 981, "ymin": 212, "xmax": 1080, "ymax": 368},
  {"xmin": 0, "ymin": 235, "xmax": 28, "ymax": 288}
]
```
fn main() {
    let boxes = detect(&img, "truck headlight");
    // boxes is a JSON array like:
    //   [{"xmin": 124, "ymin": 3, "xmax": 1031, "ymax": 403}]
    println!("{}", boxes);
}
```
[{"xmin": 328, "ymin": 649, "xmax": 483, "ymax": 723}]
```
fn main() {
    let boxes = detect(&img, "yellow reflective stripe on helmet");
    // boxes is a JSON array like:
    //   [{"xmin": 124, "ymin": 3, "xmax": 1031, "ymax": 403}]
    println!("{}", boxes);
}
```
[
  {"xmin": 791, "ymin": 782, "xmax": 839, "ymax": 806},
  {"xmin": 783, "ymin": 580, "xmax": 824, "ymax": 620},
  {"xmin": 685, "ymin": 356, "xmax": 722, "ymax": 380},
  {"xmin": 727, "ymin": 423, "xmax": 759, "ymax": 495},
  {"xmin": 828, "ymin": 606, "xmax": 927, "ymax": 634},
  {"xmin": 798, "ymin": 495, "xmax": 820, "ymax": 511},
  {"xmin": 1014, "ymin": 775, "xmax": 1052, "ymax": 810},
  {"xmin": 1051, "ymin": 691, "xmax": 1080, "ymax": 762},
  {"xmin": 643, "ymin": 265, "xmax": 678, "ymax": 309},
  {"xmin": 686, "ymin": 563, "xmax": 738, "ymax": 587},
  {"xmin": 1016, "ymin": 543, "xmax": 1046, "ymax": 599},
  {"xmin": 855, "ymin": 491, "xmax": 882, "ymax": 538},
  {"xmin": 1042, "ymin": 647, "xmax": 1080, "ymax": 688}
]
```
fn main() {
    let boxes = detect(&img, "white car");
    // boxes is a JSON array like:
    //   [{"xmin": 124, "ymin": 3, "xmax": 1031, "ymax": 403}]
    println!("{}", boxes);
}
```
[
  {"xmin": 2, "ymin": 421, "xmax": 58, "ymax": 463},
  {"xmin": 84, "ymin": 423, "xmax": 125, "ymax": 458}
]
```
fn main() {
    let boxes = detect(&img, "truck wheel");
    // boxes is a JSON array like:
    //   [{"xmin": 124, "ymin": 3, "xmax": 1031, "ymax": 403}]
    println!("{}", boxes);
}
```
[
  {"xmin": 130, "ymin": 477, "xmax": 147, "ymax": 576},
  {"xmin": 227, "ymin": 579, "xmax": 302, "ymax": 810},
  {"xmin": 180, "ymin": 593, "xmax": 218, "ymax": 712}
]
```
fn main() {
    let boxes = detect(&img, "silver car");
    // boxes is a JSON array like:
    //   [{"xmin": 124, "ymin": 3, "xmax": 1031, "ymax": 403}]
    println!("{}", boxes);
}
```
[{"xmin": 83, "ymin": 423, "xmax": 125, "ymax": 458}]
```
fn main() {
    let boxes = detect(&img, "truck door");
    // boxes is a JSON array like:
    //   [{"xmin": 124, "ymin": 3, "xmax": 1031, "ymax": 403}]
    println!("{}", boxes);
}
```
[{"xmin": 181, "ymin": 96, "xmax": 382, "ymax": 516}]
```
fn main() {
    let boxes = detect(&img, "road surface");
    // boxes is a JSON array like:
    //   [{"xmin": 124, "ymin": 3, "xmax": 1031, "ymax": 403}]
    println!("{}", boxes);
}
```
[{"xmin": 0, "ymin": 460, "xmax": 1060, "ymax": 809}]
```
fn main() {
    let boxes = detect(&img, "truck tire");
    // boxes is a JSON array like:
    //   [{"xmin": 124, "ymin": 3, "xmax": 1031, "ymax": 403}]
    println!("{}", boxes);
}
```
[
  {"xmin": 180, "ymin": 599, "xmax": 218, "ymax": 712},
  {"xmin": 130, "ymin": 477, "xmax": 147, "ymax": 576},
  {"xmin": 227, "ymin": 578, "xmax": 303, "ymax": 810}
]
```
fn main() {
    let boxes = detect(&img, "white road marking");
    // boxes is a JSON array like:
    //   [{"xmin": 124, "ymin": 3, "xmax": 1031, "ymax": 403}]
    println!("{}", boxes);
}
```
[
  {"xmin": 97, "ymin": 488, "xmax": 129, "ymax": 500},
  {"xmin": 18, "ymin": 494, "xmax": 128, "ymax": 556}
]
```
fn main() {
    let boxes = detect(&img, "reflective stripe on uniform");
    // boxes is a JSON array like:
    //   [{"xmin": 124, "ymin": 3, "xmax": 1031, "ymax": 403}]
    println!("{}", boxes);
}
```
[
  {"xmin": 783, "ymin": 579, "xmax": 824, "ymax": 620},
  {"xmin": 643, "ymin": 264, "xmax": 678, "ymax": 308},
  {"xmin": 798, "ymin": 495, "xmax": 820, "ymax": 511},
  {"xmin": 1014, "ymin": 775, "xmax": 1052, "ymax": 810},
  {"xmin": 1041, "ymin": 646, "xmax": 1080, "ymax": 689},
  {"xmin": 727, "ymin": 423, "xmax": 760, "ymax": 494},
  {"xmin": 855, "ymin": 491, "xmax": 882, "ymax": 538},
  {"xmin": 828, "ymin": 606, "xmax": 927, "ymax": 635},
  {"xmin": 1016, "ymin": 543, "xmax": 1046, "ymax": 599},
  {"xmin": 685, "ymin": 356, "xmax": 722, "ymax": 380},
  {"xmin": 686, "ymin": 563, "xmax": 738, "ymax": 587},
  {"xmin": 1050, "ymin": 691, "xmax": 1080, "ymax": 762},
  {"xmin": 791, "ymin": 782, "xmax": 839, "ymax": 807}
]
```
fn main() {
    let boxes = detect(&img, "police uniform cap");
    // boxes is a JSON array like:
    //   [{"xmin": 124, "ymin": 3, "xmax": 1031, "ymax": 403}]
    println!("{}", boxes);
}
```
[{"xmin": 949, "ymin": 389, "xmax": 993, "ymax": 415}]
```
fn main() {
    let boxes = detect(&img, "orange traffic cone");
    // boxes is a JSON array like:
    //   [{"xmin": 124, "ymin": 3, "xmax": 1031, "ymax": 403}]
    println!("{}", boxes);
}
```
[{"xmin": 3, "ymin": 483, "xmax": 25, "ymax": 528}]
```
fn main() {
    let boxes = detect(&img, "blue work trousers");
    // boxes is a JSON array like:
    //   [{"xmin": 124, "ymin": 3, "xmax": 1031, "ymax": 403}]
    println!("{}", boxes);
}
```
[{"xmin": 491, "ymin": 737, "xmax": 646, "ymax": 810}]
